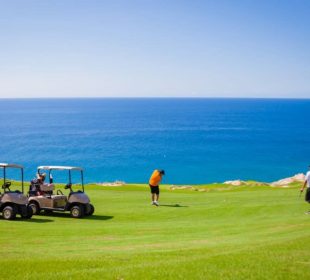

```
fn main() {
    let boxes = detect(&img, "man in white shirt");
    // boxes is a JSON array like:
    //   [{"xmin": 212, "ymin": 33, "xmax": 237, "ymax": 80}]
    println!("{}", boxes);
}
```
[{"xmin": 301, "ymin": 166, "xmax": 310, "ymax": 202}]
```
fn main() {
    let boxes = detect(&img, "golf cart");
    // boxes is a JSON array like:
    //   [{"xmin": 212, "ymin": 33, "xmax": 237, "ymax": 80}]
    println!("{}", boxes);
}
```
[
  {"xmin": 28, "ymin": 166, "xmax": 94, "ymax": 218},
  {"xmin": 0, "ymin": 163, "xmax": 33, "ymax": 220}
]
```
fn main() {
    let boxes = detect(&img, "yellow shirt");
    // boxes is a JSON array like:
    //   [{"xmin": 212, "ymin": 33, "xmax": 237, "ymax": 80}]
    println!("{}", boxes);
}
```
[{"xmin": 149, "ymin": 170, "xmax": 162, "ymax": 186}]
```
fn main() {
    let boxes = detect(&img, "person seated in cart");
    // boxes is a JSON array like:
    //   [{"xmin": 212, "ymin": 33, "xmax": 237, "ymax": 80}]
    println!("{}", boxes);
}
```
[{"xmin": 29, "ymin": 173, "xmax": 54, "ymax": 196}]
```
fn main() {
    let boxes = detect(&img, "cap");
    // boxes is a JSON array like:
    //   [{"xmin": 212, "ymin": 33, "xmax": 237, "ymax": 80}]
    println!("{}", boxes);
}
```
[{"xmin": 159, "ymin": 169, "xmax": 165, "ymax": 175}]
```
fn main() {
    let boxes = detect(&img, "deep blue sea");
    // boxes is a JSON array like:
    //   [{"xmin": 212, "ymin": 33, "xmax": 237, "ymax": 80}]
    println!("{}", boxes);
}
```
[{"xmin": 0, "ymin": 98, "xmax": 309, "ymax": 184}]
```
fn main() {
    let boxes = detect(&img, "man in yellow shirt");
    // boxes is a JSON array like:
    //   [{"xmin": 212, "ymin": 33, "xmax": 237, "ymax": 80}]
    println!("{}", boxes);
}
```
[{"xmin": 149, "ymin": 169, "xmax": 165, "ymax": 206}]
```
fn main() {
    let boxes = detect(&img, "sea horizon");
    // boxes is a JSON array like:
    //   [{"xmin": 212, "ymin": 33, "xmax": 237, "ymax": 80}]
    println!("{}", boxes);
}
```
[
  {"xmin": 0, "ymin": 97, "xmax": 309, "ymax": 100},
  {"xmin": 1, "ymin": 98, "xmax": 309, "ymax": 184}
]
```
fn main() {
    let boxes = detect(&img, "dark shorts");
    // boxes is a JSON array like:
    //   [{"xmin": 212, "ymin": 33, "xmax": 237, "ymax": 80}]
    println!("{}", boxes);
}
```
[
  {"xmin": 149, "ymin": 184, "xmax": 160, "ymax": 195},
  {"xmin": 306, "ymin": 188, "xmax": 310, "ymax": 202}
]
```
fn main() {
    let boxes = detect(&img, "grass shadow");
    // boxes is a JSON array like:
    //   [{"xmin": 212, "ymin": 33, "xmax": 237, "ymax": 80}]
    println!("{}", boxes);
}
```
[
  {"xmin": 5, "ymin": 218, "xmax": 54, "ymax": 223},
  {"xmin": 41, "ymin": 212, "xmax": 114, "ymax": 220},
  {"xmin": 85, "ymin": 215, "xmax": 114, "ymax": 221},
  {"xmin": 160, "ymin": 204, "xmax": 189, "ymax": 208}
]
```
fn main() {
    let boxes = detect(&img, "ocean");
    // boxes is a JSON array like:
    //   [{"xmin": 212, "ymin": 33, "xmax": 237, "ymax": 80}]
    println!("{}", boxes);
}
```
[{"xmin": 0, "ymin": 98, "xmax": 309, "ymax": 184}]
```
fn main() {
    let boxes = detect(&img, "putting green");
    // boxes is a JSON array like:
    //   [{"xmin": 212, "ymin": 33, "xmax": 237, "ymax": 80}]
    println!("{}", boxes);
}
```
[{"xmin": 0, "ymin": 184, "xmax": 309, "ymax": 279}]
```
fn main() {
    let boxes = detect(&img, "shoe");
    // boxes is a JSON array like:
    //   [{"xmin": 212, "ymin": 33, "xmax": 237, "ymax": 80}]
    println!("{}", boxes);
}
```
[
  {"xmin": 154, "ymin": 201, "xmax": 159, "ymax": 206},
  {"xmin": 151, "ymin": 201, "xmax": 155, "ymax": 205}
]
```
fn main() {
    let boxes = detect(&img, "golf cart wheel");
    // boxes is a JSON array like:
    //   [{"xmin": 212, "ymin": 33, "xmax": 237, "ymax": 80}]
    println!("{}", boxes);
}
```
[
  {"xmin": 29, "ymin": 202, "xmax": 40, "ymax": 215},
  {"xmin": 86, "ymin": 204, "xmax": 95, "ymax": 216},
  {"xmin": 70, "ymin": 205, "xmax": 84, "ymax": 218},
  {"xmin": 20, "ymin": 205, "xmax": 33, "ymax": 219},
  {"xmin": 26, "ymin": 205, "xmax": 33, "ymax": 219},
  {"xmin": 2, "ymin": 205, "xmax": 17, "ymax": 220}
]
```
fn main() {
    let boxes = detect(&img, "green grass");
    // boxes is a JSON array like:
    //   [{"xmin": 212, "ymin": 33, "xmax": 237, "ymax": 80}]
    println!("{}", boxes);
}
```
[{"xmin": 1, "ymin": 183, "xmax": 309, "ymax": 279}]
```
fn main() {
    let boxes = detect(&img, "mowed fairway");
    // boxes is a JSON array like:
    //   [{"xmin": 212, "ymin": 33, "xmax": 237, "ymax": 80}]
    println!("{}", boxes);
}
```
[{"xmin": 1, "ymin": 184, "xmax": 309, "ymax": 280}]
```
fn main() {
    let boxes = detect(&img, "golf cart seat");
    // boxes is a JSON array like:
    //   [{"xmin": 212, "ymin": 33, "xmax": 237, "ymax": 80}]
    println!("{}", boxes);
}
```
[
  {"xmin": 40, "ymin": 184, "xmax": 55, "ymax": 192},
  {"xmin": 39, "ymin": 184, "xmax": 55, "ymax": 197}
]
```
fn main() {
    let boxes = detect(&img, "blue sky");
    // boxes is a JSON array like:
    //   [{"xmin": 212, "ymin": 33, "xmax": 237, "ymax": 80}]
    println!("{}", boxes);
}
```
[{"xmin": 0, "ymin": 0, "xmax": 309, "ymax": 98}]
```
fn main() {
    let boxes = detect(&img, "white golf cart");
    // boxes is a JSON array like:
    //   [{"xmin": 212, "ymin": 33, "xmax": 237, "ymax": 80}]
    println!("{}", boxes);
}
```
[
  {"xmin": 0, "ymin": 163, "xmax": 33, "ymax": 220},
  {"xmin": 28, "ymin": 166, "xmax": 94, "ymax": 218}
]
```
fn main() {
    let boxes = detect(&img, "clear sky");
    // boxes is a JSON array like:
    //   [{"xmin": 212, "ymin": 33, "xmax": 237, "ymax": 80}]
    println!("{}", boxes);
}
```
[{"xmin": 0, "ymin": 0, "xmax": 309, "ymax": 98}]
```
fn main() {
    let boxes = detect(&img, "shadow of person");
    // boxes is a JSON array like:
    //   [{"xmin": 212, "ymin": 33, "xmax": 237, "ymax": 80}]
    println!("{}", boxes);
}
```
[{"xmin": 160, "ymin": 204, "xmax": 188, "ymax": 208}]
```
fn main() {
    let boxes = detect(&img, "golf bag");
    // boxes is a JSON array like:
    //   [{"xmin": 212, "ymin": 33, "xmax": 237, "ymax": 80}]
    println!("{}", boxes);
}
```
[{"xmin": 29, "ymin": 179, "xmax": 40, "ymax": 196}]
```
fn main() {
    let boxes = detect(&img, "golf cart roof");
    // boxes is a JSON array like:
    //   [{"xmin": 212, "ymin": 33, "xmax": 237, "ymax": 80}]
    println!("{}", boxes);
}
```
[
  {"xmin": 37, "ymin": 166, "xmax": 83, "ymax": 171},
  {"xmin": 0, "ymin": 163, "xmax": 24, "ymax": 169}
]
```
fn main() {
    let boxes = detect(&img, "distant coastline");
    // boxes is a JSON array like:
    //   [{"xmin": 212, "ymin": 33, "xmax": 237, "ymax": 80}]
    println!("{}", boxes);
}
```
[{"xmin": 94, "ymin": 173, "xmax": 305, "ymax": 188}]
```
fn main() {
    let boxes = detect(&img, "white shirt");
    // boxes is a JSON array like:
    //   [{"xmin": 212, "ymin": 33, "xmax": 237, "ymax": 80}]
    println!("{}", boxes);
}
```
[{"xmin": 306, "ymin": 171, "xmax": 310, "ymax": 188}]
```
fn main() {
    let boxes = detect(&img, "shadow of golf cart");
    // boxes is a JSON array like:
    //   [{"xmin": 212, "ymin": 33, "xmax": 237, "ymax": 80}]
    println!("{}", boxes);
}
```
[
  {"xmin": 28, "ymin": 166, "xmax": 94, "ymax": 218},
  {"xmin": 0, "ymin": 163, "xmax": 33, "ymax": 220}
]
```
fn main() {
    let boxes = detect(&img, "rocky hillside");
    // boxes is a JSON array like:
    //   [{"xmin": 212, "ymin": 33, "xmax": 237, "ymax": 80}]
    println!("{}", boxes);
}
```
[{"xmin": 223, "ymin": 173, "xmax": 305, "ymax": 188}]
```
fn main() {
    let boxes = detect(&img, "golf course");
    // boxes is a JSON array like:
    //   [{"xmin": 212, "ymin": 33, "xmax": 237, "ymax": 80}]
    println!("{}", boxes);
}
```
[{"xmin": 1, "ymin": 183, "xmax": 309, "ymax": 280}]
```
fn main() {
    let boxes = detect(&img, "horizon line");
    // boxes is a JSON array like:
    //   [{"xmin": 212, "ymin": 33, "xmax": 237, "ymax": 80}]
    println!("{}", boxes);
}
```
[{"xmin": 0, "ymin": 96, "xmax": 309, "ymax": 100}]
